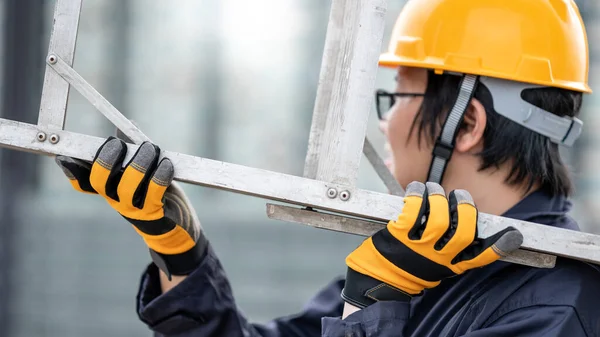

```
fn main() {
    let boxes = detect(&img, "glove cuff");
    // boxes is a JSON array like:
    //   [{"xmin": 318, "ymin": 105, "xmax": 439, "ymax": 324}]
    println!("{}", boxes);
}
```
[
  {"xmin": 341, "ymin": 267, "xmax": 413, "ymax": 309},
  {"xmin": 149, "ymin": 234, "xmax": 209, "ymax": 281}
]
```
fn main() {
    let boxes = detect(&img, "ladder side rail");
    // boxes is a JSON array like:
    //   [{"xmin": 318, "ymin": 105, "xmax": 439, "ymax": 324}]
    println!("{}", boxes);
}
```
[
  {"xmin": 1, "ymin": 119, "xmax": 599, "ymax": 265},
  {"xmin": 304, "ymin": 0, "xmax": 387, "ymax": 188},
  {"xmin": 37, "ymin": 0, "xmax": 82, "ymax": 130}
]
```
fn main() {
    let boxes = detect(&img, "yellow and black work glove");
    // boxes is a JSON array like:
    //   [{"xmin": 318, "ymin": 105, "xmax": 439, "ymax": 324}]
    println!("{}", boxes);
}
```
[
  {"xmin": 55, "ymin": 136, "xmax": 207, "ymax": 279},
  {"xmin": 341, "ymin": 181, "xmax": 523, "ymax": 308}
]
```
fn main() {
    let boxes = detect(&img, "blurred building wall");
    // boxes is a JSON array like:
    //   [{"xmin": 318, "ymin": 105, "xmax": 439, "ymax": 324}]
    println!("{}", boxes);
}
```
[
  {"xmin": 0, "ymin": 1, "xmax": 598, "ymax": 336},
  {"xmin": 0, "ymin": 0, "xmax": 44, "ymax": 335},
  {"xmin": 571, "ymin": 0, "xmax": 600, "ymax": 233}
]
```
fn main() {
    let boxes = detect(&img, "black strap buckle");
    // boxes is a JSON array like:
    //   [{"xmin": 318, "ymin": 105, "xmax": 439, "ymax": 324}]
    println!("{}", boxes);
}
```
[{"xmin": 432, "ymin": 139, "xmax": 454, "ymax": 160}]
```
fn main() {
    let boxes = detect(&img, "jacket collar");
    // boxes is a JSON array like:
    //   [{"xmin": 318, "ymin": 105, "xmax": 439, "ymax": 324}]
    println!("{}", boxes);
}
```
[{"xmin": 501, "ymin": 189, "xmax": 579, "ymax": 231}]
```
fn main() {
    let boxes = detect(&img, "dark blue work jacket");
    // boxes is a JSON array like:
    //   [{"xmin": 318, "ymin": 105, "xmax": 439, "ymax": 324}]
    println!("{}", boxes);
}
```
[{"xmin": 136, "ymin": 190, "xmax": 600, "ymax": 336}]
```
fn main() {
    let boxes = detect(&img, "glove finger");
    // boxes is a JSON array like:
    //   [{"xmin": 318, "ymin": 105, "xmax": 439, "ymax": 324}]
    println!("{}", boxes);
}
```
[
  {"xmin": 90, "ymin": 137, "xmax": 127, "ymax": 201},
  {"xmin": 437, "ymin": 190, "xmax": 477, "ymax": 254},
  {"xmin": 131, "ymin": 158, "xmax": 196, "ymax": 255},
  {"xmin": 117, "ymin": 142, "xmax": 160, "ymax": 210},
  {"xmin": 145, "ymin": 157, "xmax": 175, "ymax": 212},
  {"xmin": 55, "ymin": 156, "xmax": 96, "ymax": 194},
  {"xmin": 420, "ymin": 182, "xmax": 449, "ymax": 244},
  {"xmin": 390, "ymin": 181, "xmax": 428, "ymax": 241},
  {"xmin": 451, "ymin": 227, "xmax": 523, "ymax": 274}
]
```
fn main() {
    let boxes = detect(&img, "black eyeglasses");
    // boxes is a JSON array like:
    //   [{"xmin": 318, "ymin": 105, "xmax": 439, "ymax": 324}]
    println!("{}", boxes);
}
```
[{"xmin": 375, "ymin": 89, "xmax": 425, "ymax": 120}]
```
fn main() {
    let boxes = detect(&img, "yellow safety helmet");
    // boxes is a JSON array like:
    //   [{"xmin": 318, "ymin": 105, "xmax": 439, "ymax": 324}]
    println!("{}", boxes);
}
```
[{"xmin": 379, "ymin": 0, "xmax": 591, "ymax": 93}]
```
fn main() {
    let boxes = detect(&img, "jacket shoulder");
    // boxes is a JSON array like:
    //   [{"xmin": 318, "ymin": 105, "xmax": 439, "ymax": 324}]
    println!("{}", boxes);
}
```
[
  {"xmin": 522, "ymin": 258, "xmax": 600, "ymax": 305},
  {"xmin": 482, "ymin": 258, "xmax": 600, "ymax": 332}
]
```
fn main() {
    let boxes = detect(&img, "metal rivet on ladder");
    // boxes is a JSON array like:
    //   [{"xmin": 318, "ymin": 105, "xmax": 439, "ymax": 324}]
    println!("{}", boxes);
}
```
[
  {"xmin": 339, "ymin": 190, "xmax": 350, "ymax": 201},
  {"xmin": 327, "ymin": 188, "xmax": 338, "ymax": 198},
  {"xmin": 47, "ymin": 54, "xmax": 57, "ymax": 64},
  {"xmin": 49, "ymin": 134, "xmax": 60, "ymax": 144},
  {"xmin": 36, "ymin": 132, "xmax": 46, "ymax": 142}
]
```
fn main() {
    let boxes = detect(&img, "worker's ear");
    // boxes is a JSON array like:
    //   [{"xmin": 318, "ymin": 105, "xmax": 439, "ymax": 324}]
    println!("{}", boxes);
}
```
[{"xmin": 454, "ymin": 98, "xmax": 486, "ymax": 153}]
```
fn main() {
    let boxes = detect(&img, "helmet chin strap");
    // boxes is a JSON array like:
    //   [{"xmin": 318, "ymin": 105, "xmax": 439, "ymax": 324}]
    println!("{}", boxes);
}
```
[{"xmin": 426, "ymin": 74, "xmax": 479, "ymax": 184}]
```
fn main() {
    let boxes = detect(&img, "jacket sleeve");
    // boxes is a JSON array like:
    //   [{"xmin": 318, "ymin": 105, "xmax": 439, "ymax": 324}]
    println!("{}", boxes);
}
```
[
  {"xmin": 136, "ymin": 242, "xmax": 345, "ymax": 337},
  {"xmin": 321, "ymin": 301, "xmax": 412, "ymax": 337},
  {"xmin": 320, "ymin": 303, "xmax": 592, "ymax": 337},
  {"xmin": 466, "ymin": 305, "xmax": 592, "ymax": 337}
]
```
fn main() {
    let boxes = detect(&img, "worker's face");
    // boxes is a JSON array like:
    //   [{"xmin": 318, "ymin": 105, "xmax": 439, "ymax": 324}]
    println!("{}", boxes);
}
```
[{"xmin": 380, "ymin": 67, "xmax": 431, "ymax": 189}]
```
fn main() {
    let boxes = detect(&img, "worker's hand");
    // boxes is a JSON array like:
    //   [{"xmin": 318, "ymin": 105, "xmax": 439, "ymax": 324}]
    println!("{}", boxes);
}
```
[
  {"xmin": 341, "ymin": 181, "xmax": 523, "ymax": 309},
  {"xmin": 55, "ymin": 137, "xmax": 207, "ymax": 279}
]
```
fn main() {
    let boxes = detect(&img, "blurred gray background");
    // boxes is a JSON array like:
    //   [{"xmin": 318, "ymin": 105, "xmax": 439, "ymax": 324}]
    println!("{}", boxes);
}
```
[{"xmin": 0, "ymin": 0, "xmax": 599, "ymax": 336}]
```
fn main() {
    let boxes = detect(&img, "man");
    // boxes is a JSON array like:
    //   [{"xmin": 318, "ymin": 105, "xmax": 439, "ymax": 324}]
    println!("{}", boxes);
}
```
[{"xmin": 55, "ymin": 0, "xmax": 600, "ymax": 336}]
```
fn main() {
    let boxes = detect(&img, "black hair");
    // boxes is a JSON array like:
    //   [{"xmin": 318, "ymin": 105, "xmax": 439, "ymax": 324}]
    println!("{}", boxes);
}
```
[{"xmin": 409, "ymin": 71, "xmax": 583, "ymax": 196}]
